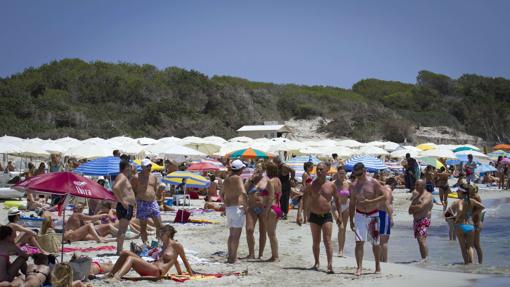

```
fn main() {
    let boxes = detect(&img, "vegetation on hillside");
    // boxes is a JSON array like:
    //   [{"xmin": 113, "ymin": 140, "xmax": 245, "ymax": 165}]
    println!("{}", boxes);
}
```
[{"xmin": 1, "ymin": 59, "xmax": 509, "ymax": 143}]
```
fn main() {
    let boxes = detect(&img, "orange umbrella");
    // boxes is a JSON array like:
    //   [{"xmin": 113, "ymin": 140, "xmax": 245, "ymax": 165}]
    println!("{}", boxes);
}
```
[{"xmin": 493, "ymin": 144, "xmax": 510, "ymax": 151}]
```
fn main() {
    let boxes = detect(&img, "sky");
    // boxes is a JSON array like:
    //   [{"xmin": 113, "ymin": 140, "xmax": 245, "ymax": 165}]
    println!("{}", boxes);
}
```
[{"xmin": 1, "ymin": 0, "xmax": 509, "ymax": 88}]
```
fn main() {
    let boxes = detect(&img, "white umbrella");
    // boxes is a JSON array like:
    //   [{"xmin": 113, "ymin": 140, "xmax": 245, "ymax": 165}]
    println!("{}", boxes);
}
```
[
  {"xmin": 158, "ymin": 137, "xmax": 181, "ymax": 144},
  {"xmin": 299, "ymin": 146, "xmax": 354, "ymax": 158},
  {"xmin": 117, "ymin": 142, "xmax": 145, "ymax": 156},
  {"xmin": 383, "ymin": 142, "xmax": 400, "ymax": 152},
  {"xmin": 64, "ymin": 143, "xmax": 113, "ymax": 159},
  {"xmin": 0, "ymin": 142, "xmax": 23, "ymax": 154},
  {"xmin": 0, "ymin": 135, "xmax": 23, "ymax": 143},
  {"xmin": 108, "ymin": 136, "xmax": 136, "ymax": 145},
  {"xmin": 228, "ymin": 136, "xmax": 253, "ymax": 143},
  {"xmin": 419, "ymin": 148, "xmax": 456, "ymax": 159},
  {"xmin": 267, "ymin": 140, "xmax": 305, "ymax": 154},
  {"xmin": 390, "ymin": 149, "xmax": 418, "ymax": 159},
  {"xmin": 304, "ymin": 139, "xmax": 337, "ymax": 148},
  {"xmin": 202, "ymin": 136, "xmax": 227, "ymax": 144},
  {"xmin": 18, "ymin": 142, "xmax": 50, "ymax": 157},
  {"xmin": 215, "ymin": 142, "xmax": 249, "ymax": 156},
  {"xmin": 455, "ymin": 150, "xmax": 489, "ymax": 159},
  {"xmin": 144, "ymin": 143, "xmax": 206, "ymax": 160},
  {"xmin": 40, "ymin": 141, "xmax": 68, "ymax": 154},
  {"xmin": 337, "ymin": 139, "xmax": 363, "ymax": 148},
  {"xmin": 403, "ymin": 145, "xmax": 421, "ymax": 152},
  {"xmin": 180, "ymin": 137, "xmax": 221, "ymax": 155},
  {"xmin": 136, "ymin": 137, "xmax": 159, "ymax": 146},
  {"xmin": 367, "ymin": 141, "xmax": 386, "ymax": 147},
  {"xmin": 359, "ymin": 146, "xmax": 388, "ymax": 156}
]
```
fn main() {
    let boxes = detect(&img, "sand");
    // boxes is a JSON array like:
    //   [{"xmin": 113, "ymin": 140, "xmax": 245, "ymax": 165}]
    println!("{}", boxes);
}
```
[{"xmin": 3, "ymin": 189, "xmax": 508, "ymax": 287}]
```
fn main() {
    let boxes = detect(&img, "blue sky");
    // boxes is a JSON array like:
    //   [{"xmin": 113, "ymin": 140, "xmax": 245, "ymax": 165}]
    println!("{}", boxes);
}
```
[{"xmin": 1, "ymin": 0, "xmax": 509, "ymax": 88}]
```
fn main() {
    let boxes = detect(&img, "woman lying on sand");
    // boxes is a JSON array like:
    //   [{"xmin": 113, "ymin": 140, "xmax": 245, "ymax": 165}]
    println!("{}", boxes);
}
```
[{"xmin": 106, "ymin": 224, "xmax": 193, "ymax": 280}]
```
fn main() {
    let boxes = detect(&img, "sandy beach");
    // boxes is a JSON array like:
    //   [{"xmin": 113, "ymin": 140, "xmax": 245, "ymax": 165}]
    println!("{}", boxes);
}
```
[{"xmin": 3, "ymin": 188, "xmax": 508, "ymax": 287}]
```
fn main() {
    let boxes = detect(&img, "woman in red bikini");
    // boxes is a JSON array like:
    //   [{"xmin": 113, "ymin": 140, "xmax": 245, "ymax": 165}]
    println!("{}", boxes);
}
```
[
  {"xmin": 265, "ymin": 161, "xmax": 282, "ymax": 262},
  {"xmin": 107, "ymin": 225, "xmax": 192, "ymax": 280}
]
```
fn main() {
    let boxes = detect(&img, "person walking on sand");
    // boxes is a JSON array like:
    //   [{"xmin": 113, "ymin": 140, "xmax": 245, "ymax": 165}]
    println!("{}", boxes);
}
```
[
  {"xmin": 298, "ymin": 162, "xmax": 341, "ymax": 274},
  {"xmin": 131, "ymin": 159, "xmax": 162, "ymax": 246},
  {"xmin": 332, "ymin": 165, "xmax": 351, "ymax": 257},
  {"xmin": 379, "ymin": 178, "xmax": 395, "ymax": 262},
  {"xmin": 274, "ymin": 157, "xmax": 295, "ymax": 220},
  {"xmin": 349, "ymin": 163, "xmax": 388, "ymax": 276},
  {"xmin": 408, "ymin": 180, "xmax": 433, "ymax": 261},
  {"xmin": 221, "ymin": 159, "xmax": 248, "ymax": 264},
  {"xmin": 112, "ymin": 160, "xmax": 137, "ymax": 254}
]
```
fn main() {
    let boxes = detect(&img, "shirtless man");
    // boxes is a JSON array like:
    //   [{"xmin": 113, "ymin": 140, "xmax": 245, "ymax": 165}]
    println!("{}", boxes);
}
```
[
  {"xmin": 220, "ymin": 159, "xmax": 248, "ymax": 264},
  {"xmin": 112, "ymin": 159, "xmax": 137, "ymax": 254},
  {"xmin": 349, "ymin": 163, "xmax": 388, "ymax": 276},
  {"xmin": 408, "ymin": 180, "xmax": 433, "ymax": 261},
  {"xmin": 298, "ymin": 162, "xmax": 340, "ymax": 274},
  {"xmin": 435, "ymin": 167, "xmax": 450, "ymax": 211},
  {"xmin": 130, "ymin": 159, "xmax": 162, "ymax": 246},
  {"xmin": 274, "ymin": 157, "xmax": 295, "ymax": 220},
  {"xmin": 379, "ymin": 178, "xmax": 395, "ymax": 262},
  {"xmin": 64, "ymin": 203, "xmax": 109, "ymax": 243}
]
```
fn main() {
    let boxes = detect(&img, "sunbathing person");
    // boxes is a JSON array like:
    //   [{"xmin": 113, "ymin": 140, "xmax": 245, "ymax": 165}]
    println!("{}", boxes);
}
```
[
  {"xmin": 64, "ymin": 203, "xmax": 110, "ymax": 243},
  {"xmin": 90, "ymin": 260, "xmax": 114, "ymax": 277},
  {"xmin": 156, "ymin": 183, "xmax": 174, "ymax": 212},
  {"xmin": 0, "ymin": 226, "xmax": 29, "ymax": 286},
  {"xmin": 6, "ymin": 208, "xmax": 50, "ymax": 254},
  {"xmin": 107, "ymin": 224, "xmax": 193, "ymax": 280},
  {"xmin": 51, "ymin": 263, "xmax": 92, "ymax": 287},
  {"xmin": 21, "ymin": 254, "xmax": 51, "ymax": 287}
]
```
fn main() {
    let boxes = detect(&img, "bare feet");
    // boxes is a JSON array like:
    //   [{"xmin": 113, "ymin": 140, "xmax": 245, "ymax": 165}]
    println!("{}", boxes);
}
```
[
  {"xmin": 337, "ymin": 251, "xmax": 345, "ymax": 257},
  {"xmin": 375, "ymin": 268, "xmax": 381, "ymax": 274},
  {"xmin": 327, "ymin": 269, "xmax": 335, "ymax": 274},
  {"xmin": 226, "ymin": 259, "xmax": 240, "ymax": 264},
  {"xmin": 240, "ymin": 255, "xmax": 255, "ymax": 260},
  {"xmin": 264, "ymin": 257, "xmax": 280, "ymax": 262},
  {"xmin": 355, "ymin": 267, "xmax": 362, "ymax": 276},
  {"xmin": 309, "ymin": 264, "xmax": 319, "ymax": 271}
]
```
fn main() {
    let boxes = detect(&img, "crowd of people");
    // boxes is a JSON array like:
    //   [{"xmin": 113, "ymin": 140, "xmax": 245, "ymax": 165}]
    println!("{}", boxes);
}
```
[{"xmin": 0, "ymin": 150, "xmax": 490, "ymax": 286}]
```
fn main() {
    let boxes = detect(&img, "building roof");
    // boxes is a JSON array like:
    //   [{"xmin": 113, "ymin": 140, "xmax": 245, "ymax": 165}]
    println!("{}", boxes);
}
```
[{"xmin": 237, "ymin": 125, "xmax": 291, "ymax": 132}]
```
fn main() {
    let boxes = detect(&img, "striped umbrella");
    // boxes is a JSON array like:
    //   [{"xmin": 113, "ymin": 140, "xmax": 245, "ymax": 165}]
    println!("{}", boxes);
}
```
[
  {"xmin": 286, "ymin": 155, "xmax": 321, "ymax": 182},
  {"xmin": 162, "ymin": 171, "xmax": 210, "ymax": 188},
  {"xmin": 227, "ymin": 147, "xmax": 272, "ymax": 159},
  {"xmin": 453, "ymin": 146, "xmax": 478, "ymax": 153},
  {"xmin": 344, "ymin": 155, "xmax": 387, "ymax": 173},
  {"xmin": 74, "ymin": 156, "xmax": 141, "ymax": 176},
  {"xmin": 186, "ymin": 162, "xmax": 220, "ymax": 172}
]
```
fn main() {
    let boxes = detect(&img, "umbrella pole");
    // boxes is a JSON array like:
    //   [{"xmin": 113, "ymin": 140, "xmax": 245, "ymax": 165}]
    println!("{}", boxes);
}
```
[{"xmin": 61, "ymin": 205, "xmax": 66, "ymax": 262}]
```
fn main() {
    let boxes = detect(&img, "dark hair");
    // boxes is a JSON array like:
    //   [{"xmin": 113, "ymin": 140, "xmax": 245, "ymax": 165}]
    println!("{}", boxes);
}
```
[
  {"xmin": 113, "ymin": 150, "xmax": 120, "ymax": 157},
  {"xmin": 120, "ymin": 154, "xmax": 130, "ymax": 161},
  {"xmin": 266, "ymin": 161, "xmax": 279, "ymax": 178},
  {"xmin": 385, "ymin": 177, "xmax": 397, "ymax": 186},
  {"xmin": 8, "ymin": 214, "xmax": 19, "ymax": 223},
  {"xmin": 406, "ymin": 153, "xmax": 410, "ymax": 158},
  {"xmin": 353, "ymin": 162, "xmax": 365, "ymax": 171},
  {"xmin": 337, "ymin": 165, "xmax": 346, "ymax": 172},
  {"xmin": 332, "ymin": 153, "xmax": 338, "ymax": 158},
  {"xmin": 303, "ymin": 161, "xmax": 313, "ymax": 172},
  {"xmin": 164, "ymin": 159, "xmax": 171, "ymax": 165},
  {"xmin": 28, "ymin": 162, "xmax": 35, "ymax": 169},
  {"xmin": 119, "ymin": 159, "xmax": 131, "ymax": 172},
  {"xmin": 160, "ymin": 224, "xmax": 176, "ymax": 239},
  {"xmin": 0, "ymin": 225, "xmax": 13, "ymax": 240},
  {"xmin": 209, "ymin": 174, "xmax": 216, "ymax": 182}
]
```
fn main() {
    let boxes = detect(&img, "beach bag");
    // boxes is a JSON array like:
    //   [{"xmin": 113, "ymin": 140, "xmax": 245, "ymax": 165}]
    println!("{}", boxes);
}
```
[
  {"xmin": 69, "ymin": 256, "xmax": 92, "ymax": 281},
  {"xmin": 174, "ymin": 209, "xmax": 191, "ymax": 223},
  {"xmin": 36, "ymin": 232, "xmax": 61, "ymax": 254}
]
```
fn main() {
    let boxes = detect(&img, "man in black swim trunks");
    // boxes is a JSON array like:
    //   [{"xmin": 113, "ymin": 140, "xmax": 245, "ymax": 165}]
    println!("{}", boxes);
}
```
[
  {"xmin": 112, "ymin": 160, "xmax": 136, "ymax": 255},
  {"xmin": 298, "ymin": 162, "xmax": 341, "ymax": 274}
]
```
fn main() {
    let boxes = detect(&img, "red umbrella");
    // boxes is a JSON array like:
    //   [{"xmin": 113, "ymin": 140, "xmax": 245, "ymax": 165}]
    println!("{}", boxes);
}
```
[
  {"xmin": 186, "ymin": 162, "xmax": 220, "ymax": 172},
  {"xmin": 14, "ymin": 172, "xmax": 117, "ymax": 260},
  {"xmin": 14, "ymin": 172, "xmax": 116, "ymax": 201}
]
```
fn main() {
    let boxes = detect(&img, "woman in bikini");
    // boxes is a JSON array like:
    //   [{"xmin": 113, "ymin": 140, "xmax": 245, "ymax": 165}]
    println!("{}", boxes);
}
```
[
  {"xmin": 107, "ymin": 224, "xmax": 193, "ymax": 280},
  {"xmin": 447, "ymin": 184, "xmax": 485, "ymax": 264},
  {"xmin": 243, "ymin": 163, "xmax": 272, "ymax": 259},
  {"xmin": 469, "ymin": 185, "xmax": 484, "ymax": 264},
  {"xmin": 265, "ymin": 161, "xmax": 282, "ymax": 261},
  {"xmin": 297, "ymin": 162, "xmax": 314, "ymax": 225},
  {"xmin": 0, "ymin": 226, "xmax": 29, "ymax": 286},
  {"xmin": 332, "ymin": 165, "xmax": 351, "ymax": 257},
  {"xmin": 435, "ymin": 167, "xmax": 451, "ymax": 211}
]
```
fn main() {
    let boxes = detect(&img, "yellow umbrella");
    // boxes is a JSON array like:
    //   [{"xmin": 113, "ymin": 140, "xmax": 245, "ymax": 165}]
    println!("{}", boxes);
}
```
[
  {"xmin": 416, "ymin": 143, "xmax": 437, "ymax": 151},
  {"xmin": 419, "ymin": 157, "xmax": 445, "ymax": 169},
  {"xmin": 133, "ymin": 159, "xmax": 164, "ymax": 172}
]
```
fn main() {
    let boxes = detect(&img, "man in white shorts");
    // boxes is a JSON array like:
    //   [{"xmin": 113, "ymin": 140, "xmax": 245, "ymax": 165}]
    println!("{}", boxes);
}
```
[
  {"xmin": 220, "ymin": 159, "xmax": 248, "ymax": 264},
  {"xmin": 350, "ymin": 163, "xmax": 388, "ymax": 276}
]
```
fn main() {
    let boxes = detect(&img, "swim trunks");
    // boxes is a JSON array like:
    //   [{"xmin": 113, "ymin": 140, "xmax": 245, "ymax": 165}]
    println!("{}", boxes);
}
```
[
  {"xmin": 425, "ymin": 182, "xmax": 434, "ymax": 193},
  {"xmin": 413, "ymin": 217, "xmax": 431, "ymax": 238},
  {"xmin": 379, "ymin": 210, "xmax": 391, "ymax": 235},
  {"xmin": 309, "ymin": 212, "xmax": 333, "ymax": 226},
  {"xmin": 116, "ymin": 203, "xmax": 134, "ymax": 220},
  {"xmin": 136, "ymin": 200, "xmax": 161, "ymax": 220},
  {"xmin": 225, "ymin": 205, "xmax": 245, "ymax": 228},
  {"xmin": 354, "ymin": 210, "xmax": 380, "ymax": 245}
]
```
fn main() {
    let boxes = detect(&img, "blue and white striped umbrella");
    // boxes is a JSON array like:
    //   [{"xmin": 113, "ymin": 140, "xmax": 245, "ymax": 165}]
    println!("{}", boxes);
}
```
[
  {"xmin": 344, "ymin": 155, "xmax": 387, "ymax": 173},
  {"xmin": 74, "ymin": 156, "xmax": 141, "ymax": 176}
]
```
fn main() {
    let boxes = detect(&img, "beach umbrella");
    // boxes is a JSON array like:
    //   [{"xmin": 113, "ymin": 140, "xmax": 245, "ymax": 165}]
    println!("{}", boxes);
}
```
[
  {"xmin": 137, "ymin": 137, "xmax": 159, "ymax": 146},
  {"xmin": 298, "ymin": 146, "xmax": 354, "ymax": 158},
  {"xmin": 143, "ymin": 143, "xmax": 206, "ymax": 160},
  {"xmin": 500, "ymin": 158, "xmax": 510, "ymax": 164},
  {"xmin": 419, "ymin": 157, "xmax": 445, "ymax": 169},
  {"xmin": 228, "ymin": 136, "xmax": 253, "ymax": 143},
  {"xmin": 18, "ymin": 142, "xmax": 51, "ymax": 157},
  {"xmin": 446, "ymin": 154, "xmax": 481, "ymax": 166},
  {"xmin": 475, "ymin": 164, "xmax": 497, "ymax": 174},
  {"xmin": 64, "ymin": 143, "xmax": 113, "ymax": 160},
  {"xmin": 494, "ymin": 144, "xmax": 510, "ymax": 151},
  {"xmin": 359, "ymin": 146, "xmax": 389, "ymax": 156},
  {"xmin": 162, "ymin": 171, "xmax": 210, "ymax": 188},
  {"xmin": 403, "ymin": 145, "xmax": 421, "ymax": 152},
  {"xmin": 416, "ymin": 143, "xmax": 438, "ymax": 151},
  {"xmin": 132, "ymin": 159, "xmax": 163, "ymax": 172},
  {"xmin": 487, "ymin": 150, "xmax": 507, "ymax": 160},
  {"xmin": 186, "ymin": 162, "xmax": 220, "ymax": 172},
  {"xmin": 40, "ymin": 141, "xmax": 68, "ymax": 154},
  {"xmin": 366, "ymin": 141, "xmax": 386, "ymax": 147},
  {"xmin": 454, "ymin": 150, "xmax": 489, "ymax": 159},
  {"xmin": 344, "ymin": 155, "xmax": 387, "ymax": 173},
  {"xmin": 14, "ymin": 172, "xmax": 117, "ymax": 261},
  {"xmin": 286, "ymin": 155, "xmax": 321, "ymax": 181},
  {"xmin": 0, "ymin": 142, "xmax": 23, "ymax": 154},
  {"xmin": 337, "ymin": 139, "xmax": 363, "ymax": 148},
  {"xmin": 158, "ymin": 137, "xmax": 181, "ymax": 144},
  {"xmin": 202, "ymin": 136, "xmax": 227, "ymax": 144},
  {"xmin": 383, "ymin": 142, "xmax": 400, "ymax": 152},
  {"xmin": 0, "ymin": 135, "xmax": 23, "ymax": 143},
  {"xmin": 453, "ymin": 146, "xmax": 478, "ymax": 153},
  {"xmin": 419, "ymin": 148, "xmax": 456, "ymax": 159},
  {"xmin": 180, "ymin": 137, "xmax": 221, "ymax": 155},
  {"xmin": 74, "ymin": 156, "xmax": 142, "ymax": 176},
  {"xmin": 116, "ymin": 142, "xmax": 145, "ymax": 156},
  {"xmin": 390, "ymin": 149, "xmax": 418, "ymax": 159},
  {"xmin": 227, "ymin": 148, "xmax": 273, "ymax": 159}
]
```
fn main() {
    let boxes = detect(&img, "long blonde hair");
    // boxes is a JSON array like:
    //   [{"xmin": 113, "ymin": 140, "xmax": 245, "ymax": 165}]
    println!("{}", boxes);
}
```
[{"xmin": 51, "ymin": 263, "xmax": 74, "ymax": 287}]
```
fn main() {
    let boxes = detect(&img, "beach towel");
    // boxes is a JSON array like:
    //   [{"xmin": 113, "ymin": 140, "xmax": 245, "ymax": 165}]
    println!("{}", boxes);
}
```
[
  {"xmin": 62, "ymin": 245, "xmax": 116, "ymax": 253},
  {"xmin": 124, "ymin": 272, "xmax": 244, "ymax": 282}
]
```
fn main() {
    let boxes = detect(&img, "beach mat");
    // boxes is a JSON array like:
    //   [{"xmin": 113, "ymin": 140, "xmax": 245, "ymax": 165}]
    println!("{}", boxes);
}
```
[{"xmin": 123, "ymin": 271, "xmax": 245, "ymax": 282}]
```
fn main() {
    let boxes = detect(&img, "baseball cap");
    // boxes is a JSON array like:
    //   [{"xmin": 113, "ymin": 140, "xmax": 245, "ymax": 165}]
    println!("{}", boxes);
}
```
[
  {"xmin": 231, "ymin": 159, "xmax": 246, "ymax": 171},
  {"xmin": 8, "ymin": 207, "xmax": 21, "ymax": 216},
  {"xmin": 141, "ymin": 158, "xmax": 152, "ymax": 168}
]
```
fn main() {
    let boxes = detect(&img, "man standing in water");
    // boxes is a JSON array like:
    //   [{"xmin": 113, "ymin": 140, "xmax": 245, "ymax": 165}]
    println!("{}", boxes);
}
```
[
  {"xmin": 408, "ymin": 180, "xmax": 433, "ymax": 261},
  {"xmin": 131, "ymin": 159, "xmax": 162, "ymax": 246},
  {"xmin": 221, "ymin": 160, "xmax": 248, "ymax": 264},
  {"xmin": 274, "ymin": 157, "xmax": 295, "ymax": 220},
  {"xmin": 298, "ymin": 162, "xmax": 341, "ymax": 274},
  {"xmin": 350, "ymin": 163, "xmax": 388, "ymax": 276},
  {"xmin": 112, "ymin": 160, "xmax": 137, "ymax": 254}
]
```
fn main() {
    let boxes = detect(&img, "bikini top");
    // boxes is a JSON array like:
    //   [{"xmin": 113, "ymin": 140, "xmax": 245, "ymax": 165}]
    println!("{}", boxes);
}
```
[{"xmin": 337, "ymin": 187, "xmax": 349, "ymax": 197}]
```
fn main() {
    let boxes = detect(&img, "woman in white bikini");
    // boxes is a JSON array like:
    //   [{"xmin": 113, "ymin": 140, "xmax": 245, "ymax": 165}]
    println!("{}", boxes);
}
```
[{"xmin": 333, "ymin": 165, "xmax": 351, "ymax": 257}]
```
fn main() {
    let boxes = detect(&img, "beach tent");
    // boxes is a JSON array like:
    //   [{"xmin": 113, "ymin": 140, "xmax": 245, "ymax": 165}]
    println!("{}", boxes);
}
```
[
  {"xmin": 74, "ymin": 156, "xmax": 141, "ymax": 176},
  {"xmin": 14, "ymin": 172, "xmax": 117, "ymax": 261},
  {"xmin": 344, "ymin": 155, "xmax": 387, "ymax": 173}
]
